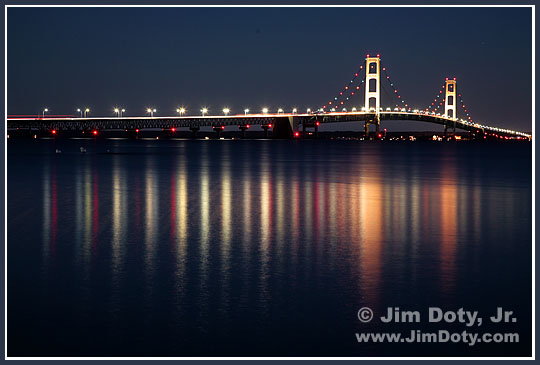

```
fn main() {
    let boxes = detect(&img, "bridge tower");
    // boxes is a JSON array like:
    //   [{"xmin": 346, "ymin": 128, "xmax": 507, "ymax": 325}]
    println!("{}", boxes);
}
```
[
  {"xmin": 364, "ymin": 54, "xmax": 381, "ymax": 136},
  {"xmin": 444, "ymin": 78, "xmax": 457, "ymax": 134}
]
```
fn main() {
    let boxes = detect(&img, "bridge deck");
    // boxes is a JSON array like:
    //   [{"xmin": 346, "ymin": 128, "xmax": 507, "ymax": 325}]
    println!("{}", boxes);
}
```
[{"xmin": 6, "ymin": 111, "xmax": 531, "ymax": 138}]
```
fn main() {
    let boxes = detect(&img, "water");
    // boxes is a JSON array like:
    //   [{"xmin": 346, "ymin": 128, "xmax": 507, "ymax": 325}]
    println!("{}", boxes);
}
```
[{"xmin": 8, "ymin": 139, "xmax": 532, "ymax": 357}]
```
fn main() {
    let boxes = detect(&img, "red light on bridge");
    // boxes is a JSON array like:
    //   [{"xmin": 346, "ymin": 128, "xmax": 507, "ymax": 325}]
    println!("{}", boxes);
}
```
[
  {"xmin": 246, "ymin": 124, "xmax": 250, "ymax": 128},
  {"xmin": 221, "ymin": 126, "xmax": 225, "ymax": 130},
  {"xmin": 92, "ymin": 130, "xmax": 98, "ymax": 135},
  {"xmin": 171, "ymin": 128, "xmax": 176, "ymax": 132},
  {"xmin": 136, "ymin": 129, "xmax": 139, "ymax": 133},
  {"xmin": 378, "ymin": 133, "xmax": 382, "ymax": 138},
  {"xmin": 294, "ymin": 132, "xmax": 300, "ymax": 137},
  {"xmin": 366, "ymin": 54, "xmax": 370, "ymax": 57},
  {"xmin": 316, "ymin": 122, "xmax": 320, "ymax": 126},
  {"xmin": 376, "ymin": 54, "xmax": 380, "ymax": 57},
  {"xmin": 51, "ymin": 130, "xmax": 56, "ymax": 135},
  {"xmin": 268, "ymin": 124, "xmax": 272, "ymax": 128}
]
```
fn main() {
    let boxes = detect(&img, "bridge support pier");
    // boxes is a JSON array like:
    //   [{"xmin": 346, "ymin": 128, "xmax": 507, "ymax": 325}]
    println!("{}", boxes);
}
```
[
  {"xmin": 260, "ymin": 124, "xmax": 272, "ymax": 139},
  {"xmin": 126, "ymin": 129, "xmax": 140, "ymax": 139},
  {"xmin": 213, "ymin": 125, "xmax": 225, "ymax": 138},
  {"xmin": 238, "ymin": 124, "xmax": 250, "ymax": 138},
  {"xmin": 300, "ymin": 121, "xmax": 320, "ymax": 139},
  {"xmin": 190, "ymin": 126, "xmax": 200, "ymax": 138},
  {"xmin": 364, "ymin": 116, "xmax": 380, "ymax": 140},
  {"xmin": 444, "ymin": 122, "xmax": 456, "ymax": 139},
  {"xmin": 272, "ymin": 117, "xmax": 295, "ymax": 139}
]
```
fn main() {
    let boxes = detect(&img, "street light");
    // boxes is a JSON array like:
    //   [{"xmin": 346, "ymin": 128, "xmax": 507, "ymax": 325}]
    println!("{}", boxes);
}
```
[
  {"xmin": 306, "ymin": 108, "xmax": 311, "ymax": 113},
  {"xmin": 147, "ymin": 108, "xmax": 156, "ymax": 117},
  {"xmin": 114, "ymin": 108, "xmax": 120, "ymax": 117},
  {"xmin": 277, "ymin": 108, "xmax": 283, "ymax": 114},
  {"xmin": 262, "ymin": 108, "xmax": 268, "ymax": 114},
  {"xmin": 352, "ymin": 107, "xmax": 357, "ymax": 112},
  {"xmin": 121, "ymin": 108, "xmax": 125, "ymax": 117},
  {"xmin": 84, "ymin": 108, "xmax": 90, "ymax": 118},
  {"xmin": 176, "ymin": 107, "xmax": 186, "ymax": 116},
  {"xmin": 201, "ymin": 108, "xmax": 208, "ymax": 116},
  {"xmin": 42, "ymin": 108, "xmax": 48, "ymax": 118},
  {"xmin": 76, "ymin": 108, "xmax": 82, "ymax": 117},
  {"xmin": 222, "ymin": 108, "xmax": 230, "ymax": 116},
  {"xmin": 292, "ymin": 108, "xmax": 297, "ymax": 114},
  {"xmin": 244, "ymin": 108, "xmax": 249, "ymax": 115}
]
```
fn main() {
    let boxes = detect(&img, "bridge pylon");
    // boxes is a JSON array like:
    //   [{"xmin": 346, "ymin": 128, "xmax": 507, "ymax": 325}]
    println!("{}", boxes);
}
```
[
  {"xmin": 444, "ymin": 78, "xmax": 457, "ymax": 135},
  {"xmin": 364, "ymin": 54, "xmax": 381, "ymax": 137}
]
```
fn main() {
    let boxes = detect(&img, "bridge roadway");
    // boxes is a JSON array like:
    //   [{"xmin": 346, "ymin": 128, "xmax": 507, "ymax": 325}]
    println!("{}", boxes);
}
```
[{"xmin": 6, "ymin": 111, "xmax": 531, "ymax": 139}]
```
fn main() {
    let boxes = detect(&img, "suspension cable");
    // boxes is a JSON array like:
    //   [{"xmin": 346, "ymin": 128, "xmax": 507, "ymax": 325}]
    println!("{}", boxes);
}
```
[
  {"xmin": 322, "ymin": 64, "xmax": 364, "ymax": 111},
  {"xmin": 380, "ymin": 63, "xmax": 409, "ymax": 110}
]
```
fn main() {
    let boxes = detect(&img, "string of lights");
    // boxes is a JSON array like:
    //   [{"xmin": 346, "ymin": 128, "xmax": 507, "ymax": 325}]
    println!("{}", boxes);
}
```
[
  {"xmin": 381, "ymin": 63, "xmax": 409, "ymax": 110},
  {"xmin": 458, "ymin": 93, "xmax": 474, "ymax": 123},
  {"xmin": 425, "ymin": 83, "xmax": 446, "ymax": 113},
  {"xmin": 322, "ymin": 65, "xmax": 364, "ymax": 111}
]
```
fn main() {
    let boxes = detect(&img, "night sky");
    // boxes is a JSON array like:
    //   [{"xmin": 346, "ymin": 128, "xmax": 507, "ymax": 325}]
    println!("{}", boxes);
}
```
[{"xmin": 8, "ymin": 6, "xmax": 532, "ymax": 131}]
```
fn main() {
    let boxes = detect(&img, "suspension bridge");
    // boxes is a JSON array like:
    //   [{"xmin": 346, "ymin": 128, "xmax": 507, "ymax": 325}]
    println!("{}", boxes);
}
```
[{"xmin": 6, "ymin": 54, "xmax": 531, "ymax": 140}]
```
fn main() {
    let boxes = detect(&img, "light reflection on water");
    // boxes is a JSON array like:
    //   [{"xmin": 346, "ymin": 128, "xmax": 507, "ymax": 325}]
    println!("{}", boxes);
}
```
[{"xmin": 8, "ymin": 139, "xmax": 531, "ymax": 357}]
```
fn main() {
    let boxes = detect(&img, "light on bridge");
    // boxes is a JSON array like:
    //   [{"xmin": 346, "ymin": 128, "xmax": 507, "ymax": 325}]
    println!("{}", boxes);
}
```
[
  {"xmin": 262, "ymin": 108, "xmax": 269, "ymax": 114},
  {"xmin": 201, "ymin": 108, "xmax": 208, "ymax": 116},
  {"xmin": 222, "ymin": 108, "xmax": 230, "ymax": 116},
  {"xmin": 244, "ymin": 108, "xmax": 249, "ymax": 115}
]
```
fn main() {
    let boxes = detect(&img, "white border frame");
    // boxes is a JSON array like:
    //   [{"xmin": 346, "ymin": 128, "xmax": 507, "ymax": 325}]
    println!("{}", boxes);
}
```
[{"xmin": 4, "ymin": 3, "xmax": 535, "ymax": 361}]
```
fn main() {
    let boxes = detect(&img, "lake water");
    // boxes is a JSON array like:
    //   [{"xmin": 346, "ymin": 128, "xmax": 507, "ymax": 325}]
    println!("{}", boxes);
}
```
[{"xmin": 7, "ymin": 139, "xmax": 532, "ymax": 357}]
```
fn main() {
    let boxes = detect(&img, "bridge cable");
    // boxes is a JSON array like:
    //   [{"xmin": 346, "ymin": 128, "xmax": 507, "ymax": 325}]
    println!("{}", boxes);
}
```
[
  {"xmin": 380, "ymin": 63, "xmax": 410, "ymax": 110},
  {"xmin": 322, "ymin": 64, "xmax": 364, "ymax": 111},
  {"xmin": 457, "ymin": 93, "xmax": 474, "ymax": 124},
  {"xmin": 424, "ymin": 83, "xmax": 446, "ymax": 114}
]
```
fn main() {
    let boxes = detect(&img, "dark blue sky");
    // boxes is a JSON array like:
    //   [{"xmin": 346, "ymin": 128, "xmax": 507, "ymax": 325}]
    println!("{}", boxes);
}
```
[{"xmin": 8, "ymin": 6, "xmax": 532, "ymax": 131}]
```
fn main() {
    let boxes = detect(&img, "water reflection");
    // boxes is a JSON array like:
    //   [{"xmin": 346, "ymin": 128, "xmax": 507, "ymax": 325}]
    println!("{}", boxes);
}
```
[{"xmin": 22, "ymin": 140, "xmax": 531, "ymax": 356}]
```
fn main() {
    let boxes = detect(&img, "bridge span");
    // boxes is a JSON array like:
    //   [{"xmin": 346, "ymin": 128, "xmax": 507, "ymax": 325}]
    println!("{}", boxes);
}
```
[
  {"xmin": 6, "ymin": 110, "xmax": 531, "ymax": 139},
  {"xmin": 7, "ymin": 54, "xmax": 531, "ymax": 140}
]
